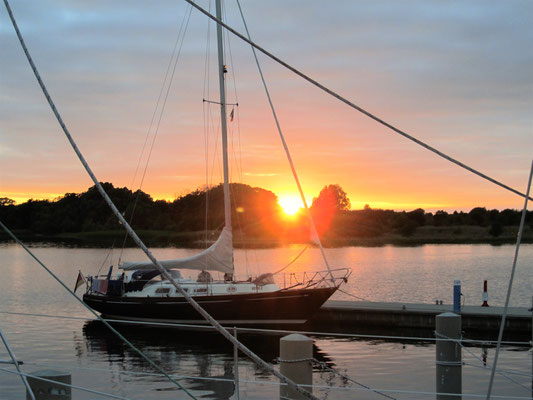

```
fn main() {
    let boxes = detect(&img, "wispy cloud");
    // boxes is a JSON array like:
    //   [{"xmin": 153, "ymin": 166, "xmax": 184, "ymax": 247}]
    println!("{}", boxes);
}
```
[{"xmin": 1, "ymin": 1, "xmax": 531, "ymax": 209}]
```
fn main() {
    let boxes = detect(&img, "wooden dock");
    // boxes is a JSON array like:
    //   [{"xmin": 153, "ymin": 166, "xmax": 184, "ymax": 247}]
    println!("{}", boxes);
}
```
[{"xmin": 307, "ymin": 300, "xmax": 532, "ymax": 341}]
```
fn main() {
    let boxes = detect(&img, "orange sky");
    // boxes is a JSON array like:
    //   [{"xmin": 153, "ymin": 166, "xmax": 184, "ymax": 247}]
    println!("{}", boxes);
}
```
[{"xmin": 1, "ymin": 1, "xmax": 532, "ymax": 212}]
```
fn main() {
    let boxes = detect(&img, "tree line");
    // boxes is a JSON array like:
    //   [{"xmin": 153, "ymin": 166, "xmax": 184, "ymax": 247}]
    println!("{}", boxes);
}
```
[{"xmin": 0, "ymin": 183, "xmax": 531, "ymax": 244}]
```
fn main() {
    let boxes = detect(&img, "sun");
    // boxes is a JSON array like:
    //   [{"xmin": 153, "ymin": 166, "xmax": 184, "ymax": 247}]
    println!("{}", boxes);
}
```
[{"xmin": 278, "ymin": 195, "xmax": 304, "ymax": 216}]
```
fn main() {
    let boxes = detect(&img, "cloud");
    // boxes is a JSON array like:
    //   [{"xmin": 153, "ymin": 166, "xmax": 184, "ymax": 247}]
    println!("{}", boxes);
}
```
[{"xmin": 1, "ymin": 0, "xmax": 531, "ymax": 209}]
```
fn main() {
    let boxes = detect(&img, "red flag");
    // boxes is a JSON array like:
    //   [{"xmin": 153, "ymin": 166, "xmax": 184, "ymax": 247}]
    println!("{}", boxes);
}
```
[
  {"xmin": 229, "ymin": 108, "xmax": 234, "ymax": 122},
  {"xmin": 74, "ymin": 270, "xmax": 86, "ymax": 293}
]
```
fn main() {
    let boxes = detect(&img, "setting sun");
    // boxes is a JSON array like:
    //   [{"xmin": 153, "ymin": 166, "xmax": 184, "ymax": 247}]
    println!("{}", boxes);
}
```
[{"xmin": 278, "ymin": 195, "xmax": 304, "ymax": 216}]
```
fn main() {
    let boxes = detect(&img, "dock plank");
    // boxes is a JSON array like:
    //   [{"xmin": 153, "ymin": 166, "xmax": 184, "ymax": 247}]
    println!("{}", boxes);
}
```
[{"xmin": 307, "ymin": 300, "xmax": 532, "ymax": 340}]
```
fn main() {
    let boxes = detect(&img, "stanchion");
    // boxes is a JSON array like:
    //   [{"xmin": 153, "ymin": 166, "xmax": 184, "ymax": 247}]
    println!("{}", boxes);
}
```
[
  {"xmin": 280, "ymin": 334, "xmax": 312, "ymax": 400},
  {"xmin": 233, "ymin": 326, "xmax": 240, "ymax": 400},
  {"xmin": 436, "ymin": 312, "xmax": 462, "ymax": 400}
]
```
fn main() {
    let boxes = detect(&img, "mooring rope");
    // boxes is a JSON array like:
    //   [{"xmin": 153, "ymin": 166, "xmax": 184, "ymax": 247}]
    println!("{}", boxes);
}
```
[
  {"xmin": 2, "ymin": 3, "xmax": 318, "ymax": 398},
  {"xmin": 336, "ymin": 286, "xmax": 372, "ymax": 302},
  {"xmin": 184, "ymin": 0, "xmax": 533, "ymax": 203}
]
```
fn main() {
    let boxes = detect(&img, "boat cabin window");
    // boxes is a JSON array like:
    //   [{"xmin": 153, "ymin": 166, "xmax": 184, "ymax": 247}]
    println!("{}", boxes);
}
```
[
  {"xmin": 155, "ymin": 288, "xmax": 171, "ymax": 294},
  {"xmin": 195, "ymin": 288, "xmax": 208, "ymax": 293}
]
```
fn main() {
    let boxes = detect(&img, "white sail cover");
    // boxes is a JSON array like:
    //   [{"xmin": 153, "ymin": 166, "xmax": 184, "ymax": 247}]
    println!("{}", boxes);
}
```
[{"xmin": 119, "ymin": 227, "xmax": 233, "ymax": 273}]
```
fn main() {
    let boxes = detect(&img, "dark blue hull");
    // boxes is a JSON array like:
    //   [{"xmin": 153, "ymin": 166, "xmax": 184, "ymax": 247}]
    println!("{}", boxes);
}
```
[{"xmin": 83, "ymin": 286, "xmax": 336, "ymax": 326}]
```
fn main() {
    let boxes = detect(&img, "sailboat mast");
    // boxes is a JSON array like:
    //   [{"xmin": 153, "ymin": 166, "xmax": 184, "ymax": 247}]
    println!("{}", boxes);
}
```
[{"xmin": 215, "ymin": 0, "xmax": 232, "ymax": 232}]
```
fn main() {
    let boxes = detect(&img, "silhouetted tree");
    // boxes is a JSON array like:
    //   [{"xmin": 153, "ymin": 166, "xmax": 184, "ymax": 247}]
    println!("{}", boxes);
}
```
[
  {"xmin": 469, "ymin": 207, "xmax": 489, "ymax": 226},
  {"xmin": 0, "ymin": 198, "xmax": 15, "ymax": 206},
  {"xmin": 433, "ymin": 210, "xmax": 449, "ymax": 226},
  {"xmin": 2, "ymin": 182, "xmax": 530, "ymax": 244},
  {"xmin": 407, "ymin": 208, "xmax": 425, "ymax": 226},
  {"xmin": 311, "ymin": 184, "xmax": 350, "ymax": 212},
  {"xmin": 310, "ymin": 184, "xmax": 350, "ymax": 235}
]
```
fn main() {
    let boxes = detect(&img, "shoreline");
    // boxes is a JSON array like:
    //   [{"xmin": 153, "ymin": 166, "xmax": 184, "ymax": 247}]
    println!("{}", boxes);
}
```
[{"xmin": 1, "ymin": 225, "xmax": 531, "ymax": 248}]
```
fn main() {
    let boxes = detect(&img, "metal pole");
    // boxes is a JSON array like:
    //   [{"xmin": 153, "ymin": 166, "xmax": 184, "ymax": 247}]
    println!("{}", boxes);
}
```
[
  {"xmin": 233, "ymin": 327, "xmax": 239, "ymax": 400},
  {"xmin": 481, "ymin": 280, "xmax": 489, "ymax": 307},
  {"xmin": 436, "ymin": 312, "xmax": 462, "ymax": 400},
  {"xmin": 280, "ymin": 334, "xmax": 313, "ymax": 400},
  {"xmin": 0, "ymin": 326, "xmax": 35, "ymax": 400},
  {"xmin": 214, "ymin": 0, "xmax": 232, "ymax": 235},
  {"xmin": 453, "ymin": 280, "xmax": 461, "ymax": 313}
]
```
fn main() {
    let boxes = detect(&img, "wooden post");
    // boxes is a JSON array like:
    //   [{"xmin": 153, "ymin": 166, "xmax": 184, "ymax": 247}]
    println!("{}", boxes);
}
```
[
  {"xmin": 26, "ymin": 370, "xmax": 71, "ymax": 400},
  {"xmin": 436, "ymin": 312, "xmax": 462, "ymax": 400},
  {"xmin": 233, "ymin": 327, "xmax": 240, "ymax": 400},
  {"xmin": 280, "ymin": 334, "xmax": 312, "ymax": 400}
]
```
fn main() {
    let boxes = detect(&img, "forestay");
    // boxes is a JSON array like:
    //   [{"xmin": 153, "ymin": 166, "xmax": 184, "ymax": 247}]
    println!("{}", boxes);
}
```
[{"xmin": 119, "ymin": 227, "xmax": 233, "ymax": 274}]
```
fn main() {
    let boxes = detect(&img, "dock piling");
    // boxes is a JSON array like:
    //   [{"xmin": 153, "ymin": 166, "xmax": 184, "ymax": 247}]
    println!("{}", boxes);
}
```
[
  {"xmin": 26, "ymin": 370, "xmax": 71, "ymax": 400},
  {"xmin": 279, "ymin": 334, "xmax": 313, "ymax": 400},
  {"xmin": 436, "ymin": 312, "xmax": 462, "ymax": 400}
]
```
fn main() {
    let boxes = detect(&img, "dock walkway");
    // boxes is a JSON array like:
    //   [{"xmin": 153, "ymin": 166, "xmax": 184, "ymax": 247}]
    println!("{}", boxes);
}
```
[{"xmin": 308, "ymin": 300, "xmax": 532, "ymax": 340}]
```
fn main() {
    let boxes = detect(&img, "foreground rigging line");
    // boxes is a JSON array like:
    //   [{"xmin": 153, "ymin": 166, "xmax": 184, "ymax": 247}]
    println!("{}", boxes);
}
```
[
  {"xmin": 0, "ymin": 327, "xmax": 35, "ymax": 400},
  {"xmin": 312, "ymin": 358, "xmax": 397, "ymax": 400},
  {"xmin": 184, "ymin": 0, "xmax": 532, "ymax": 202},
  {"xmin": 2, "ymin": 310, "xmax": 530, "ymax": 346},
  {"xmin": 3, "ymin": 3, "xmax": 317, "ymax": 399},
  {"xmin": 0, "ymin": 368, "xmax": 132, "ymax": 400},
  {"xmin": 438, "ymin": 318, "xmax": 533, "ymax": 394},
  {"xmin": 19, "ymin": 360, "xmax": 533, "ymax": 400},
  {"xmin": 0, "ymin": 221, "xmax": 196, "ymax": 399},
  {"xmin": 464, "ymin": 362, "xmax": 533, "ymax": 379},
  {"xmin": 486, "ymin": 159, "xmax": 533, "ymax": 400}
]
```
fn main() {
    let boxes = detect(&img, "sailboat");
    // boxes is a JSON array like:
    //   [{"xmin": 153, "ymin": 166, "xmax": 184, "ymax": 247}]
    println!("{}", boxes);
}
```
[{"xmin": 82, "ymin": 0, "xmax": 350, "ymax": 327}]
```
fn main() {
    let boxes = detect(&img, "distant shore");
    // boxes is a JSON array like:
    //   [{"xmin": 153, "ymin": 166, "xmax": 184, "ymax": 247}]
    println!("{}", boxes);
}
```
[{"xmin": 2, "ymin": 225, "xmax": 531, "ymax": 248}]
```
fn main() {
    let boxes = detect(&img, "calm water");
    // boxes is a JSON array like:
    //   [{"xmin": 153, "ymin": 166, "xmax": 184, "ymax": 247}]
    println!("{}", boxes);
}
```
[{"xmin": 0, "ymin": 243, "xmax": 532, "ymax": 399}]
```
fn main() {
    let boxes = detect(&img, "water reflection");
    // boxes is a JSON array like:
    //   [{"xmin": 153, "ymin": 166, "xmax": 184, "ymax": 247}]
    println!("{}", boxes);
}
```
[{"xmin": 81, "ymin": 321, "xmax": 331, "ymax": 399}]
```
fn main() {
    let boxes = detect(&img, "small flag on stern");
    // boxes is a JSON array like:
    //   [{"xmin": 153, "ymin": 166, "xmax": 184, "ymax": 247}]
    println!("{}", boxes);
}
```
[{"xmin": 74, "ymin": 270, "xmax": 86, "ymax": 293}]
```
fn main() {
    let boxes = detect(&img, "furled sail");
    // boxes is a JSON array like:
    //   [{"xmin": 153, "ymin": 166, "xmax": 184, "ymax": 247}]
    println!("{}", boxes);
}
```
[{"xmin": 119, "ymin": 227, "xmax": 233, "ymax": 273}]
